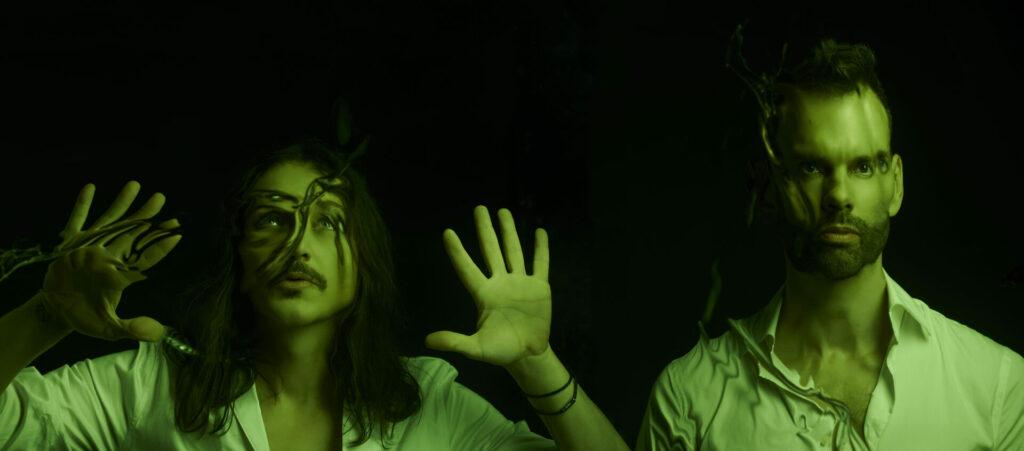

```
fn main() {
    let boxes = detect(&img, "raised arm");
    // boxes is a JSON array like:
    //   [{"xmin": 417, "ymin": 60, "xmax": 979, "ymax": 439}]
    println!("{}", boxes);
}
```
[
  {"xmin": 0, "ymin": 291, "xmax": 73, "ymax": 393},
  {"xmin": 0, "ymin": 181, "xmax": 181, "ymax": 394},
  {"xmin": 426, "ymin": 206, "xmax": 630, "ymax": 451}
]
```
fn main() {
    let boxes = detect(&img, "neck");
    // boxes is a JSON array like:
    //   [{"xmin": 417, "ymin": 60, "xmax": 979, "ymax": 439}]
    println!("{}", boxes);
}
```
[
  {"xmin": 253, "ymin": 319, "xmax": 339, "ymax": 410},
  {"xmin": 777, "ymin": 257, "xmax": 892, "ymax": 361}
]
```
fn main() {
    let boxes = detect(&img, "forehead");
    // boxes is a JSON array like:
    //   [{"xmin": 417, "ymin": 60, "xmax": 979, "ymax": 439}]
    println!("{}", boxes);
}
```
[
  {"xmin": 778, "ymin": 87, "xmax": 890, "ymax": 163},
  {"xmin": 250, "ymin": 160, "xmax": 343, "ymax": 204}
]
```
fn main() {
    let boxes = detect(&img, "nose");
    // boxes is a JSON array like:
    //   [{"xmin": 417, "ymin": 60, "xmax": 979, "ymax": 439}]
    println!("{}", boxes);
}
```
[
  {"xmin": 821, "ymin": 175, "xmax": 853, "ymax": 215},
  {"xmin": 281, "ymin": 210, "xmax": 319, "ymax": 260}
]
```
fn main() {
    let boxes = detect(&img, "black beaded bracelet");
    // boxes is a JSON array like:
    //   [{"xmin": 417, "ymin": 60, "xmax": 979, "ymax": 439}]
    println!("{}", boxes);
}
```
[
  {"xmin": 523, "ymin": 372, "xmax": 574, "ymax": 399},
  {"xmin": 532, "ymin": 377, "xmax": 579, "ymax": 416}
]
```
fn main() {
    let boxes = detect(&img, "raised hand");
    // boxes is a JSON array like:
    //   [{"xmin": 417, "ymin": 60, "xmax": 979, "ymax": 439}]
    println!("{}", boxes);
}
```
[
  {"xmin": 41, "ymin": 181, "xmax": 182, "ymax": 342},
  {"xmin": 426, "ymin": 206, "xmax": 551, "ymax": 368}
]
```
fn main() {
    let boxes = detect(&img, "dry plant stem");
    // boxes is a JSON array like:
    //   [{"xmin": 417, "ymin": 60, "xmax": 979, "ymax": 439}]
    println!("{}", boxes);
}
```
[{"xmin": 0, "ymin": 219, "xmax": 181, "ymax": 283}]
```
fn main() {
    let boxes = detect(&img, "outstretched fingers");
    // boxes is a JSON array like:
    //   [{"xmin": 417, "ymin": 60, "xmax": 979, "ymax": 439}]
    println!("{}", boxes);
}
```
[
  {"xmin": 424, "ymin": 330, "xmax": 482, "ymax": 360},
  {"xmin": 89, "ymin": 181, "xmax": 141, "ymax": 231},
  {"xmin": 129, "ymin": 233, "xmax": 182, "ymax": 272},
  {"xmin": 61, "ymin": 183, "xmax": 96, "ymax": 241},
  {"xmin": 134, "ymin": 218, "xmax": 180, "ymax": 249},
  {"xmin": 497, "ymin": 208, "xmax": 526, "ymax": 274},
  {"xmin": 122, "ymin": 191, "xmax": 167, "ymax": 223},
  {"xmin": 473, "ymin": 205, "xmax": 506, "ymax": 277},
  {"xmin": 443, "ymin": 228, "xmax": 487, "ymax": 291},
  {"xmin": 533, "ymin": 228, "xmax": 549, "ymax": 281},
  {"xmin": 101, "ymin": 222, "xmax": 151, "ymax": 250}
]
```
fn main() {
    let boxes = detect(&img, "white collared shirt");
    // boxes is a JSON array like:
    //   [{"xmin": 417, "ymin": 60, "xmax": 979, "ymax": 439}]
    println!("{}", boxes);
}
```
[
  {"xmin": 0, "ymin": 341, "xmax": 556, "ymax": 450},
  {"xmin": 636, "ymin": 268, "xmax": 1024, "ymax": 450}
]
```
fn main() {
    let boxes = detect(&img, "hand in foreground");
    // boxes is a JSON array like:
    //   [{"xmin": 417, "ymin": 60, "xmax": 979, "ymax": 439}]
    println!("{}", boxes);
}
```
[
  {"xmin": 41, "ymin": 181, "xmax": 182, "ymax": 342},
  {"xmin": 426, "ymin": 206, "xmax": 551, "ymax": 368}
]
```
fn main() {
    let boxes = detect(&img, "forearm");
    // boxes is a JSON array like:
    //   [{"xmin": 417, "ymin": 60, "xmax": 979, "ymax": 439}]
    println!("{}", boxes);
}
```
[
  {"xmin": 0, "ymin": 291, "xmax": 73, "ymax": 393},
  {"xmin": 505, "ymin": 346, "xmax": 630, "ymax": 451}
]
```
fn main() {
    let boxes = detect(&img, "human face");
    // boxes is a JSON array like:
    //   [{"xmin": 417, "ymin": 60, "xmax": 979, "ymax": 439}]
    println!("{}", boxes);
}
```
[
  {"xmin": 237, "ymin": 160, "xmax": 357, "ymax": 329},
  {"xmin": 770, "ymin": 87, "xmax": 904, "ymax": 280}
]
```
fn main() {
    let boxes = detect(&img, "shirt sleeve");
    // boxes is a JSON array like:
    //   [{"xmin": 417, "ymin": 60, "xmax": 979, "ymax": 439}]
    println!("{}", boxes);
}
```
[
  {"xmin": 993, "ymin": 347, "xmax": 1024, "ymax": 450},
  {"xmin": 0, "ymin": 341, "xmax": 153, "ymax": 450},
  {"xmin": 635, "ymin": 360, "xmax": 696, "ymax": 451},
  {"xmin": 410, "ymin": 357, "xmax": 556, "ymax": 451}
]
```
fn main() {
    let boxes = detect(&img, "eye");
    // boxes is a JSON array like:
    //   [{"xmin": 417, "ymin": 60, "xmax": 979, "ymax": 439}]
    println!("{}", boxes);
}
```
[
  {"xmin": 857, "ymin": 163, "xmax": 873, "ymax": 174},
  {"xmin": 254, "ymin": 212, "xmax": 285, "ymax": 229},
  {"xmin": 320, "ymin": 215, "xmax": 343, "ymax": 232},
  {"xmin": 253, "ymin": 210, "xmax": 344, "ymax": 233},
  {"xmin": 799, "ymin": 163, "xmax": 821, "ymax": 174},
  {"xmin": 256, "ymin": 212, "xmax": 339, "ymax": 232}
]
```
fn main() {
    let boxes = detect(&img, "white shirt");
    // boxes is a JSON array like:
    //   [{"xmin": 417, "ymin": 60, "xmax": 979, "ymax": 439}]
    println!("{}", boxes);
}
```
[
  {"xmin": 636, "ymin": 268, "xmax": 1024, "ymax": 450},
  {"xmin": 0, "ymin": 340, "xmax": 556, "ymax": 450}
]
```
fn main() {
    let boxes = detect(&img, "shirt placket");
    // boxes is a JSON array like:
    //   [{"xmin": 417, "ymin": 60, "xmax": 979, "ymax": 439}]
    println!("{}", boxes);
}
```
[
  {"xmin": 729, "ymin": 319, "xmax": 861, "ymax": 450},
  {"xmin": 763, "ymin": 360, "xmax": 849, "ymax": 449}
]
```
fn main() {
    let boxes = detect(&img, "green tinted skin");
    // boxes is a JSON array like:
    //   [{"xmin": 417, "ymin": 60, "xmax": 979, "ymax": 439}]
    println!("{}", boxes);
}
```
[
  {"xmin": 769, "ymin": 86, "xmax": 905, "ymax": 360},
  {"xmin": 237, "ymin": 160, "xmax": 354, "ymax": 407}
]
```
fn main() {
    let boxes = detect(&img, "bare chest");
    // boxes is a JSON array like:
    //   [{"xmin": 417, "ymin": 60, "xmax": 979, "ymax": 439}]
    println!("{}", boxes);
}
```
[
  {"xmin": 261, "ymin": 406, "xmax": 342, "ymax": 451},
  {"xmin": 805, "ymin": 364, "xmax": 881, "ymax": 439}
]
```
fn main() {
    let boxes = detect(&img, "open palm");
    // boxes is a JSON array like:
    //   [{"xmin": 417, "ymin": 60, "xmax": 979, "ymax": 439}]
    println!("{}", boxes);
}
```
[
  {"xmin": 426, "ymin": 206, "xmax": 551, "ymax": 368},
  {"xmin": 42, "ymin": 181, "xmax": 182, "ymax": 342}
]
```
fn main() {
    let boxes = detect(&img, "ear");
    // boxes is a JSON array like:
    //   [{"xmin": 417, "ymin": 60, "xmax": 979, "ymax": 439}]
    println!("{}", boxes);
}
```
[{"xmin": 888, "ymin": 153, "xmax": 904, "ymax": 217}]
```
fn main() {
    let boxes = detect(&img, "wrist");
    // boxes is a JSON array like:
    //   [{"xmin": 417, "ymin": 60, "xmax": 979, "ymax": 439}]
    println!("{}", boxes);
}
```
[
  {"xmin": 505, "ymin": 344, "xmax": 581, "ymax": 416},
  {"xmin": 504, "ymin": 342, "xmax": 553, "ymax": 377},
  {"xmin": 31, "ymin": 290, "xmax": 73, "ymax": 335},
  {"xmin": 505, "ymin": 343, "xmax": 568, "ymax": 395}
]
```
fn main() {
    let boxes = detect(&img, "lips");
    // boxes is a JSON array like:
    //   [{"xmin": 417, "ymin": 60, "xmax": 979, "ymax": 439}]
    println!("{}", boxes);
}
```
[
  {"xmin": 284, "ymin": 271, "xmax": 312, "ymax": 283},
  {"xmin": 821, "ymin": 226, "xmax": 857, "ymax": 235}
]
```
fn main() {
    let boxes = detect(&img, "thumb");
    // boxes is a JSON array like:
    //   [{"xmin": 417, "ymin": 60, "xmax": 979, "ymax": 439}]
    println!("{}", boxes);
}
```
[
  {"xmin": 425, "ymin": 330, "xmax": 480, "ymax": 359},
  {"xmin": 121, "ymin": 316, "xmax": 166, "ymax": 342}
]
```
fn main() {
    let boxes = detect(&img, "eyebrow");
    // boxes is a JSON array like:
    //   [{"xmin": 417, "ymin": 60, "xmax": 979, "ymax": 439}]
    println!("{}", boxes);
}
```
[
  {"xmin": 249, "ymin": 189, "xmax": 345, "ymax": 214},
  {"xmin": 790, "ymin": 149, "xmax": 891, "ymax": 165}
]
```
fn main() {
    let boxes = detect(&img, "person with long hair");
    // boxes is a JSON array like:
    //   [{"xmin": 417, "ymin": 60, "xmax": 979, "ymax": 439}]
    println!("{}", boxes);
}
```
[{"xmin": 0, "ymin": 138, "xmax": 630, "ymax": 450}]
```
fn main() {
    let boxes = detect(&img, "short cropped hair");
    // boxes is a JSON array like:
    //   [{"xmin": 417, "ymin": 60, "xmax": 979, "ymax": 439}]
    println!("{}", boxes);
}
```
[{"xmin": 763, "ymin": 38, "xmax": 893, "ymax": 158}]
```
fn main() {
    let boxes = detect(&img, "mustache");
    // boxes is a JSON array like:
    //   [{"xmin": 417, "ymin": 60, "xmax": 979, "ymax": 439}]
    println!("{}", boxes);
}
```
[
  {"xmin": 270, "ymin": 262, "xmax": 325, "ymax": 288},
  {"xmin": 813, "ymin": 216, "xmax": 865, "ymax": 233}
]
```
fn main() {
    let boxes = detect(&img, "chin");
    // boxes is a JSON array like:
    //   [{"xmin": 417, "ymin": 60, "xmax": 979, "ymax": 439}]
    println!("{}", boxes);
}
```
[
  {"xmin": 261, "ymin": 293, "xmax": 354, "ymax": 325},
  {"xmin": 261, "ymin": 307, "xmax": 336, "ymax": 330}
]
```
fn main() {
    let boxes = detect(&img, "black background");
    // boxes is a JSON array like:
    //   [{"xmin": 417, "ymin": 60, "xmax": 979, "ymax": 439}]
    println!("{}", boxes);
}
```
[{"xmin": 2, "ymin": 1, "xmax": 1022, "ymax": 445}]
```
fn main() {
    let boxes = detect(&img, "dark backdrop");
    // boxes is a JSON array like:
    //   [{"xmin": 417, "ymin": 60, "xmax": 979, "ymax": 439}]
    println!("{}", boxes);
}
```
[{"xmin": 1, "ymin": 1, "xmax": 1021, "ymax": 446}]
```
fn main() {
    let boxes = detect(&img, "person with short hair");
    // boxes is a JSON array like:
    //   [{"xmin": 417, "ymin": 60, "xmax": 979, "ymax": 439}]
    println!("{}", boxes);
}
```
[{"xmin": 636, "ymin": 37, "xmax": 1024, "ymax": 450}]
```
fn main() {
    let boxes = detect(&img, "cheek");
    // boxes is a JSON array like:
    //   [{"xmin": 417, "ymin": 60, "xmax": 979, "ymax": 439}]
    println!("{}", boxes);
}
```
[
  {"xmin": 338, "ymin": 238, "xmax": 358, "ymax": 286},
  {"xmin": 874, "ymin": 201, "xmax": 892, "ymax": 226},
  {"xmin": 334, "ymin": 233, "xmax": 355, "ymax": 266},
  {"xmin": 774, "ymin": 178, "xmax": 819, "ymax": 224},
  {"xmin": 237, "ymin": 240, "xmax": 283, "ymax": 287},
  {"xmin": 236, "ymin": 247, "xmax": 263, "ymax": 290},
  {"xmin": 237, "ymin": 243, "xmax": 265, "ymax": 272}
]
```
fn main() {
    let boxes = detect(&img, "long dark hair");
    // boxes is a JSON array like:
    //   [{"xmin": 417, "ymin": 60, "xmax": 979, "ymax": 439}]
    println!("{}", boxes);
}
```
[{"xmin": 163, "ymin": 137, "xmax": 420, "ymax": 447}]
